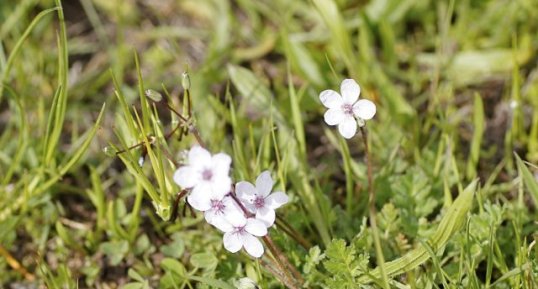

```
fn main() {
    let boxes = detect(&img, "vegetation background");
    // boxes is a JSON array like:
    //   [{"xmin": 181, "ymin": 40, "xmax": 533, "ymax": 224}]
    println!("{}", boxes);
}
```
[{"xmin": 0, "ymin": 0, "xmax": 537, "ymax": 288}]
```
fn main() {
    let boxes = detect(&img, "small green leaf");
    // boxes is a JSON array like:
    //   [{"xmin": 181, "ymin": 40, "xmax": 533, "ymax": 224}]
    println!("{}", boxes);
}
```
[
  {"xmin": 134, "ymin": 234, "xmax": 152, "ymax": 255},
  {"xmin": 190, "ymin": 252, "xmax": 218, "ymax": 269},
  {"xmin": 304, "ymin": 246, "xmax": 324, "ymax": 274},
  {"xmin": 322, "ymin": 239, "xmax": 369, "ymax": 287},
  {"xmin": 128, "ymin": 268, "xmax": 145, "ymax": 282},
  {"xmin": 160, "ymin": 232, "xmax": 185, "ymax": 258},
  {"xmin": 100, "ymin": 240, "xmax": 129, "ymax": 266},
  {"xmin": 55, "ymin": 221, "xmax": 79, "ymax": 249},
  {"xmin": 161, "ymin": 258, "xmax": 185, "ymax": 276},
  {"xmin": 188, "ymin": 276, "xmax": 235, "ymax": 289},
  {"xmin": 121, "ymin": 283, "xmax": 144, "ymax": 289}
]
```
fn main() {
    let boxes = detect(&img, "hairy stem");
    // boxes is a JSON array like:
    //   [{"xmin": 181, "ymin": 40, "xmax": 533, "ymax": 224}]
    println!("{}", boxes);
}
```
[
  {"xmin": 262, "ymin": 234, "xmax": 304, "ymax": 287},
  {"xmin": 188, "ymin": 124, "xmax": 206, "ymax": 148},
  {"xmin": 260, "ymin": 258, "xmax": 298, "ymax": 289},
  {"xmin": 276, "ymin": 215, "xmax": 312, "ymax": 249},
  {"xmin": 360, "ymin": 126, "xmax": 390, "ymax": 289}
]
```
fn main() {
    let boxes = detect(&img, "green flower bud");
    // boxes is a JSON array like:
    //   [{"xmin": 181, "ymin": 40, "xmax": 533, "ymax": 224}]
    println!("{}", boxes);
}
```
[
  {"xmin": 145, "ymin": 89, "xmax": 163, "ymax": 102},
  {"xmin": 182, "ymin": 72, "xmax": 190, "ymax": 90},
  {"xmin": 103, "ymin": 146, "xmax": 117, "ymax": 157}
]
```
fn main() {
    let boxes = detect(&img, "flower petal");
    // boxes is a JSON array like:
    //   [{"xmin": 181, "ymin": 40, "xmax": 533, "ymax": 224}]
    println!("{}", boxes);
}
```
[
  {"xmin": 204, "ymin": 208, "xmax": 217, "ymax": 223},
  {"xmin": 340, "ymin": 79, "xmax": 360, "ymax": 104},
  {"xmin": 210, "ymin": 175, "xmax": 232, "ymax": 198},
  {"xmin": 255, "ymin": 207, "xmax": 276, "ymax": 227},
  {"xmin": 324, "ymin": 108, "xmax": 345, "ymax": 126},
  {"xmin": 207, "ymin": 213, "xmax": 234, "ymax": 232},
  {"xmin": 338, "ymin": 117, "xmax": 357, "ymax": 139},
  {"xmin": 319, "ymin": 90, "xmax": 343, "ymax": 109},
  {"xmin": 188, "ymin": 146, "xmax": 211, "ymax": 169},
  {"xmin": 212, "ymin": 153, "xmax": 232, "ymax": 175},
  {"xmin": 243, "ymin": 202, "xmax": 256, "ymax": 213},
  {"xmin": 225, "ymin": 211, "xmax": 247, "ymax": 228},
  {"xmin": 243, "ymin": 234, "xmax": 264, "ymax": 258},
  {"xmin": 255, "ymin": 171, "xmax": 273, "ymax": 197},
  {"xmin": 353, "ymin": 99, "xmax": 376, "ymax": 120},
  {"xmin": 235, "ymin": 181, "xmax": 256, "ymax": 202},
  {"xmin": 223, "ymin": 232, "xmax": 243, "ymax": 253},
  {"xmin": 265, "ymin": 192, "xmax": 288, "ymax": 209},
  {"xmin": 173, "ymin": 167, "xmax": 198, "ymax": 188},
  {"xmin": 222, "ymin": 197, "xmax": 244, "ymax": 220},
  {"xmin": 245, "ymin": 218, "xmax": 268, "ymax": 236},
  {"xmin": 187, "ymin": 185, "xmax": 212, "ymax": 211}
]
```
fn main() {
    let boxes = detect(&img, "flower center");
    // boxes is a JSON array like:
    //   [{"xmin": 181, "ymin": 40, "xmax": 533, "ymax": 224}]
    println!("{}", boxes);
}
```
[
  {"xmin": 233, "ymin": 225, "xmax": 246, "ymax": 235},
  {"xmin": 210, "ymin": 199, "xmax": 225, "ymax": 214},
  {"xmin": 341, "ymin": 103, "xmax": 354, "ymax": 116},
  {"xmin": 253, "ymin": 195, "xmax": 265, "ymax": 209},
  {"xmin": 202, "ymin": 168, "xmax": 213, "ymax": 181}
]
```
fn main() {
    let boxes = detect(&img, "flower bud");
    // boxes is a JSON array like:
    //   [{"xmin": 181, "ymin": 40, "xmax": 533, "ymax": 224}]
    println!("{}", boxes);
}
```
[
  {"xmin": 145, "ymin": 89, "xmax": 163, "ymax": 102},
  {"xmin": 103, "ymin": 146, "xmax": 117, "ymax": 157},
  {"xmin": 182, "ymin": 72, "xmax": 190, "ymax": 90}
]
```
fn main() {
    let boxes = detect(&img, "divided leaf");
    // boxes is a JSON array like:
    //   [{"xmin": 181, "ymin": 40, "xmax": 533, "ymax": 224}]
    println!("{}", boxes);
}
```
[{"xmin": 322, "ymin": 239, "xmax": 370, "ymax": 288}]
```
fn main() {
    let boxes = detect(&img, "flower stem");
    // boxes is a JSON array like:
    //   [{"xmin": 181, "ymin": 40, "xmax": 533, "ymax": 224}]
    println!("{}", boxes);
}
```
[
  {"xmin": 0, "ymin": 245, "xmax": 34, "ymax": 281},
  {"xmin": 170, "ymin": 189, "xmax": 189, "ymax": 222},
  {"xmin": 359, "ymin": 126, "xmax": 390, "ymax": 289},
  {"xmin": 163, "ymin": 102, "xmax": 206, "ymax": 148},
  {"xmin": 262, "ymin": 235, "xmax": 304, "ymax": 287},
  {"xmin": 260, "ymin": 258, "xmax": 298, "ymax": 289},
  {"xmin": 188, "ymin": 124, "xmax": 206, "ymax": 148},
  {"xmin": 229, "ymin": 190, "xmax": 302, "ymax": 289},
  {"xmin": 276, "ymin": 215, "xmax": 312, "ymax": 249}
]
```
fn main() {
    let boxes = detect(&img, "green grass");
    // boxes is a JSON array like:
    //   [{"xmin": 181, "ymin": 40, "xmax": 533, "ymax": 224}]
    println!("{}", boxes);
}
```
[{"xmin": 0, "ymin": 0, "xmax": 537, "ymax": 288}]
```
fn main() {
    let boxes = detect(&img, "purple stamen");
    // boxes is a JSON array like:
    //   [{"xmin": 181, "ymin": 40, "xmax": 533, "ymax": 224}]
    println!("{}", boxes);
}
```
[
  {"xmin": 233, "ymin": 225, "xmax": 246, "ymax": 235},
  {"xmin": 342, "ymin": 103, "xmax": 354, "ymax": 116},
  {"xmin": 202, "ymin": 169, "xmax": 213, "ymax": 181},
  {"xmin": 254, "ymin": 196, "xmax": 265, "ymax": 208},
  {"xmin": 211, "ymin": 199, "xmax": 225, "ymax": 214}
]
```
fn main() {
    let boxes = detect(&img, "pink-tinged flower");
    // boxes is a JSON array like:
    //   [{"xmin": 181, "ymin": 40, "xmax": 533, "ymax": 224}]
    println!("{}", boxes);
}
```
[
  {"xmin": 204, "ymin": 196, "xmax": 243, "ymax": 231},
  {"xmin": 220, "ymin": 214, "xmax": 267, "ymax": 258},
  {"xmin": 319, "ymin": 79, "xmax": 376, "ymax": 139},
  {"xmin": 236, "ymin": 171, "xmax": 289, "ymax": 227},
  {"xmin": 173, "ymin": 146, "xmax": 232, "ymax": 211}
]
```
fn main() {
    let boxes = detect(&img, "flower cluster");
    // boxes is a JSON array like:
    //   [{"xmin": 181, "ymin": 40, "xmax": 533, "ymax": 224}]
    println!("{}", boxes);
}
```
[
  {"xmin": 173, "ymin": 146, "xmax": 289, "ymax": 258},
  {"xmin": 319, "ymin": 79, "xmax": 376, "ymax": 139}
]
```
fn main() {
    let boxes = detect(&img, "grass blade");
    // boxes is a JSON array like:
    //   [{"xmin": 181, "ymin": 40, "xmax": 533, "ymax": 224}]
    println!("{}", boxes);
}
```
[
  {"xmin": 466, "ymin": 93, "xmax": 485, "ymax": 179},
  {"xmin": 515, "ymin": 154, "xmax": 538, "ymax": 206}
]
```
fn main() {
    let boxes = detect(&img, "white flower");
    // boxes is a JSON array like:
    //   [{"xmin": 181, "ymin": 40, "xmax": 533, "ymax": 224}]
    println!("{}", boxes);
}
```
[
  {"xmin": 319, "ymin": 79, "xmax": 376, "ymax": 139},
  {"xmin": 220, "ymin": 214, "xmax": 267, "ymax": 258},
  {"xmin": 204, "ymin": 196, "xmax": 243, "ymax": 231},
  {"xmin": 173, "ymin": 146, "xmax": 232, "ymax": 211},
  {"xmin": 236, "ymin": 171, "xmax": 289, "ymax": 227}
]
